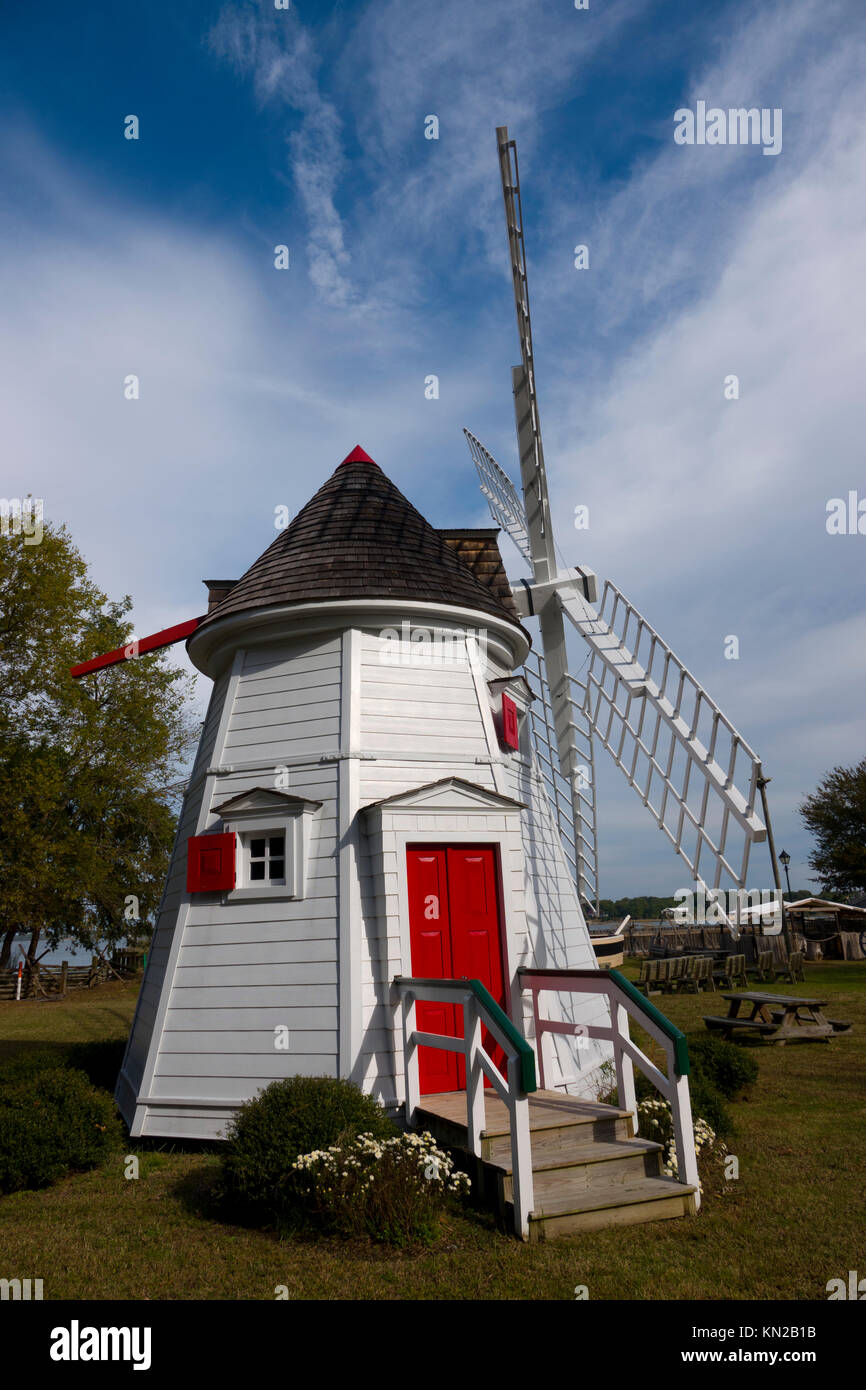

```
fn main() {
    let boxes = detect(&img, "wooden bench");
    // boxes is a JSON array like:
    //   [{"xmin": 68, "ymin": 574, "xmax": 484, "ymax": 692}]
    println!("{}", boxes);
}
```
[
  {"xmin": 680, "ymin": 955, "xmax": 715, "ymax": 993},
  {"xmin": 704, "ymin": 1015, "xmax": 778, "ymax": 1037},
  {"xmin": 765, "ymin": 1009, "xmax": 853, "ymax": 1034},
  {"xmin": 750, "ymin": 950, "xmax": 776, "ymax": 984},
  {"xmin": 786, "ymin": 951, "xmax": 805, "ymax": 984},
  {"xmin": 714, "ymin": 954, "xmax": 748, "ymax": 989}
]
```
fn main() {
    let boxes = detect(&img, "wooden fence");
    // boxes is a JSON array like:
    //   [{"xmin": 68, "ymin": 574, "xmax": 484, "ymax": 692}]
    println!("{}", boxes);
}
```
[
  {"xmin": 0, "ymin": 948, "xmax": 145, "ymax": 1001},
  {"xmin": 620, "ymin": 926, "xmax": 799, "ymax": 966}
]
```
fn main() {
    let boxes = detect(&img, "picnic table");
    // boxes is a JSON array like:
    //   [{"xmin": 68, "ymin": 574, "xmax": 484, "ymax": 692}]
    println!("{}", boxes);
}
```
[{"xmin": 703, "ymin": 992, "xmax": 853, "ymax": 1044}]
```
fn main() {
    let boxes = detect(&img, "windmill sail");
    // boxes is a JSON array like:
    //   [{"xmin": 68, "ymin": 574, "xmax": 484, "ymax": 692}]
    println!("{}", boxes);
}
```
[
  {"xmin": 465, "ymin": 429, "xmax": 531, "ymax": 564},
  {"xmin": 559, "ymin": 580, "xmax": 766, "ymax": 892},
  {"xmin": 523, "ymin": 648, "xmax": 600, "ymax": 916},
  {"xmin": 465, "ymin": 428, "xmax": 767, "ymax": 908}
]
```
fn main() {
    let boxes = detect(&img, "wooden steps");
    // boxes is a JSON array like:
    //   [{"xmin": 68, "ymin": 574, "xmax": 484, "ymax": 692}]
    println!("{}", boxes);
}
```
[{"xmin": 414, "ymin": 1089, "xmax": 697, "ymax": 1241}]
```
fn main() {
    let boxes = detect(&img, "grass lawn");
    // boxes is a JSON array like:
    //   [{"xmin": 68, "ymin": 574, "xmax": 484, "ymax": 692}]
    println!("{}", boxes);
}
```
[{"xmin": 0, "ymin": 963, "xmax": 864, "ymax": 1300}]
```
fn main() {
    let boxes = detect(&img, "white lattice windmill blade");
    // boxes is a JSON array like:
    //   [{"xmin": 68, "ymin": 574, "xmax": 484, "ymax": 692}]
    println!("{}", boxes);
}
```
[
  {"xmin": 557, "ymin": 581, "xmax": 767, "ymax": 893},
  {"xmin": 466, "ymin": 427, "xmax": 600, "ymax": 914},
  {"xmin": 466, "ymin": 428, "xmax": 768, "ymax": 914},
  {"xmin": 461, "ymin": 125, "xmax": 769, "ymax": 926},
  {"xmin": 465, "ymin": 430, "xmax": 531, "ymax": 565}
]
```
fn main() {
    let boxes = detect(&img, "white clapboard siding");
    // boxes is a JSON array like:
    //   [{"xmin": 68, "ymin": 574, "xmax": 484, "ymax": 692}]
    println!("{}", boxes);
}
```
[
  {"xmin": 160, "ymin": 1030, "xmax": 342, "ymax": 1054},
  {"xmin": 117, "ymin": 716, "xmax": 222, "ymax": 1098},
  {"xmin": 359, "ymin": 631, "xmax": 488, "ymax": 762},
  {"xmin": 242, "ymin": 643, "xmax": 342, "ymax": 677},
  {"xmin": 501, "ymin": 754, "xmax": 612, "ymax": 1092},
  {"xmin": 360, "ymin": 763, "xmax": 497, "ymax": 804},
  {"xmin": 156, "ymin": 1052, "xmax": 339, "ymax": 1078},
  {"xmin": 139, "ymin": 1111, "xmax": 230, "ymax": 1140},
  {"xmin": 120, "ymin": 677, "xmax": 342, "ymax": 1131},
  {"xmin": 179, "ymin": 920, "xmax": 338, "ymax": 948},
  {"xmin": 164, "ymin": 1007, "xmax": 339, "ymax": 1031},
  {"xmin": 148, "ymin": 1066, "xmax": 337, "ymax": 1101},
  {"xmin": 363, "ymin": 663, "xmax": 478, "ymax": 690},
  {"xmin": 230, "ymin": 702, "xmax": 338, "ymax": 731},
  {"xmin": 178, "ymin": 940, "xmax": 338, "ymax": 967},
  {"xmin": 224, "ymin": 636, "xmax": 343, "ymax": 759},
  {"xmin": 166, "ymin": 984, "xmax": 337, "ymax": 1009},
  {"xmin": 182, "ymin": 897, "xmax": 339, "ymax": 926},
  {"xmin": 173, "ymin": 962, "xmax": 337, "ymax": 989}
]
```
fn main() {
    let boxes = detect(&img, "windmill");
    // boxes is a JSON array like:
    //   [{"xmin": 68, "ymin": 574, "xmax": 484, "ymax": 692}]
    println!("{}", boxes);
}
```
[{"xmin": 465, "ymin": 127, "xmax": 777, "ymax": 931}]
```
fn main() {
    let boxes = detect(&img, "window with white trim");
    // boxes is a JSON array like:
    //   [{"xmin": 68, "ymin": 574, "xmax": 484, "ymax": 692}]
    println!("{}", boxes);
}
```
[
  {"xmin": 247, "ymin": 833, "xmax": 286, "ymax": 886},
  {"xmin": 213, "ymin": 788, "xmax": 321, "ymax": 903}
]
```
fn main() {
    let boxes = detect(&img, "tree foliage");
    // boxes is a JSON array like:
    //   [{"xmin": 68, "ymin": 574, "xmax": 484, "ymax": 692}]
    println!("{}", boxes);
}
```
[
  {"xmin": 0, "ymin": 521, "xmax": 198, "ymax": 969},
  {"xmin": 798, "ymin": 758, "xmax": 866, "ymax": 896},
  {"xmin": 597, "ymin": 895, "xmax": 678, "ymax": 921}
]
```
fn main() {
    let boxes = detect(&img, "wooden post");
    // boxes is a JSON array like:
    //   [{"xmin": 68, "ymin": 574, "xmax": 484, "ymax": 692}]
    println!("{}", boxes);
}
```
[
  {"xmin": 757, "ymin": 772, "xmax": 793, "ymax": 959},
  {"xmin": 59, "ymin": 960, "xmax": 68, "ymax": 996},
  {"xmin": 529, "ymin": 982, "xmax": 546, "ymax": 1091},
  {"xmin": 612, "ymin": 999, "xmax": 637, "ymax": 1132},
  {"xmin": 463, "ymin": 996, "xmax": 485, "ymax": 1157},
  {"xmin": 507, "ymin": 1054, "xmax": 535, "ymax": 1240},
  {"xmin": 671, "ymin": 1070, "xmax": 701, "ymax": 1210},
  {"xmin": 402, "ymin": 993, "xmax": 419, "ymax": 1128}
]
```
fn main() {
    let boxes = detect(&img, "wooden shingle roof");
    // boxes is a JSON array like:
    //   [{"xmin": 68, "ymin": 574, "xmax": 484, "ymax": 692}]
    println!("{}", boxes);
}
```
[{"xmin": 200, "ymin": 449, "xmax": 525, "ymax": 632}]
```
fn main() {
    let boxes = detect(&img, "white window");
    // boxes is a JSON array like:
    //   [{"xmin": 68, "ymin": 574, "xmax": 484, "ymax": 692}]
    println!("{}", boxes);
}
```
[
  {"xmin": 228, "ymin": 818, "xmax": 304, "ymax": 899},
  {"xmin": 212, "ymin": 788, "xmax": 321, "ymax": 902},
  {"xmin": 247, "ymin": 833, "xmax": 286, "ymax": 886}
]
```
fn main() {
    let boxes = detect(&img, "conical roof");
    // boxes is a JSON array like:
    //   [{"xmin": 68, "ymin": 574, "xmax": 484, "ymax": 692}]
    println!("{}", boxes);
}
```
[{"xmin": 200, "ymin": 448, "xmax": 525, "ymax": 631}]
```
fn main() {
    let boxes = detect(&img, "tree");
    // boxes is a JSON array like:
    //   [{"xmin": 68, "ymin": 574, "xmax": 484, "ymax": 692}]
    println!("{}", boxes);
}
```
[
  {"xmin": 597, "ymin": 895, "xmax": 678, "ymax": 921},
  {"xmin": 798, "ymin": 758, "xmax": 866, "ymax": 897},
  {"xmin": 0, "ymin": 520, "xmax": 198, "ymax": 972}
]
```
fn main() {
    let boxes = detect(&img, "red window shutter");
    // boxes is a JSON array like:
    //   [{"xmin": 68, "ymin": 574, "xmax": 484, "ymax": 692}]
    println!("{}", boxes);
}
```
[
  {"xmin": 501, "ymin": 693, "xmax": 520, "ymax": 750},
  {"xmin": 187, "ymin": 833, "xmax": 236, "ymax": 892}
]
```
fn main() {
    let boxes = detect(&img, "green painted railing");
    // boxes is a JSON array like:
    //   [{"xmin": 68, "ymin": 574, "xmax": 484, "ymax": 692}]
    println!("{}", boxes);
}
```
[
  {"xmin": 394, "ymin": 976, "xmax": 537, "ymax": 1093},
  {"xmin": 608, "ymin": 968, "xmax": 691, "ymax": 1077}
]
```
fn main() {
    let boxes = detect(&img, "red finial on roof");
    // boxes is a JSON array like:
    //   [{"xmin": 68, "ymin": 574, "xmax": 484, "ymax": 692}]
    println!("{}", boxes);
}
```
[{"xmin": 339, "ymin": 445, "xmax": 377, "ymax": 467}]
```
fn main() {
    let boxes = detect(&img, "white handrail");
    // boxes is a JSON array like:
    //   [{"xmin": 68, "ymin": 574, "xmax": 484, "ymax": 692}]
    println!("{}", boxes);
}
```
[
  {"xmin": 520, "ymin": 968, "xmax": 700, "ymax": 1206},
  {"xmin": 393, "ymin": 977, "xmax": 536, "ymax": 1239}
]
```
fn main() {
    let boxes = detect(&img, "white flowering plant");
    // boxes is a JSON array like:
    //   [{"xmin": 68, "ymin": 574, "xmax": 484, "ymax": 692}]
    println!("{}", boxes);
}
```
[
  {"xmin": 637, "ymin": 1098, "xmax": 723, "ymax": 1193},
  {"xmin": 292, "ymin": 1130, "xmax": 471, "ymax": 1246}
]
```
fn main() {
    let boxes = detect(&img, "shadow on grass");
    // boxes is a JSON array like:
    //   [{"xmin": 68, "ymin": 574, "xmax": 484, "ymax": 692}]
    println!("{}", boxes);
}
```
[
  {"xmin": 0, "ymin": 1038, "xmax": 127, "ymax": 1090},
  {"xmin": 169, "ymin": 1155, "xmax": 502, "ymax": 1261},
  {"xmin": 170, "ymin": 1156, "xmax": 227, "ymax": 1222}
]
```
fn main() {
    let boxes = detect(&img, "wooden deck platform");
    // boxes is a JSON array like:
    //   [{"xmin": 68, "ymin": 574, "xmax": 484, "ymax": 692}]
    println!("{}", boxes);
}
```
[{"xmin": 413, "ymin": 1089, "xmax": 697, "ymax": 1240}]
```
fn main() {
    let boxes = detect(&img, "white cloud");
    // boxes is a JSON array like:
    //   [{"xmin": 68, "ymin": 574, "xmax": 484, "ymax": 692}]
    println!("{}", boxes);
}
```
[
  {"xmin": 4, "ymin": 0, "xmax": 863, "ymax": 898},
  {"xmin": 209, "ymin": 3, "xmax": 355, "ymax": 308}
]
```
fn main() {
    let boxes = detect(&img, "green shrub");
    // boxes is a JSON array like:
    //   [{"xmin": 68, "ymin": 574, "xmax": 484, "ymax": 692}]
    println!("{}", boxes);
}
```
[
  {"xmin": 687, "ymin": 1035, "xmax": 759, "ymax": 1099},
  {"xmin": 218, "ymin": 1076, "xmax": 397, "ymax": 1225},
  {"xmin": 0, "ymin": 1049, "xmax": 67, "ymax": 1082},
  {"xmin": 687, "ymin": 1075, "xmax": 733, "ymax": 1137},
  {"xmin": 65, "ymin": 1039, "xmax": 127, "ymax": 1092},
  {"xmin": 606, "ymin": 1059, "xmax": 734, "ymax": 1136},
  {"xmin": 0, "ymin": 1067, "xmax": 122, "ymax": 1194}
]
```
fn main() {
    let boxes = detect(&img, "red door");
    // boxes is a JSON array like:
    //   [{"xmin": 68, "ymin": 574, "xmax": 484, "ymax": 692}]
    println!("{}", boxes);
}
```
[{"xmin": 407, "ymin": 845, "xmax": 508, "ymax": 1095}]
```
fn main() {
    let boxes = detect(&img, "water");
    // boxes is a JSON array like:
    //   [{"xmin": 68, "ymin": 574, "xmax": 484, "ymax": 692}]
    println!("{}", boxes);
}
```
[{"xmin": 7, "ymin": 936, "xmax": 107, "ymax": 967}]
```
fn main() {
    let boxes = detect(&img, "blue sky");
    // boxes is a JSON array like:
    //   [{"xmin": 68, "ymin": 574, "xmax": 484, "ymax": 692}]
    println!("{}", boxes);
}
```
[{"xmin": 2, "ymin": 0, "xmax": 865, "ymax": 898}]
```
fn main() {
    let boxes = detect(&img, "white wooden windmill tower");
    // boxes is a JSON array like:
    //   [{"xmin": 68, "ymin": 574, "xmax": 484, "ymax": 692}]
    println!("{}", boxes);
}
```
[
  {"xmin": 65, "ymin": 127, "xmax": 786, "ymax": 1238},
  {"xmin": 85, "ymin": 439, "xmax": 700, "ymax": 1238}
]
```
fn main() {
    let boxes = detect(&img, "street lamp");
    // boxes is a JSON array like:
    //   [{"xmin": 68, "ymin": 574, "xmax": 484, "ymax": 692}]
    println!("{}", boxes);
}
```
[{"xmin": 779, "ymin": 849, "xmax": 792, "ymax": 897}]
